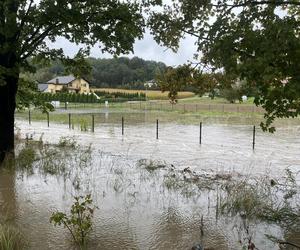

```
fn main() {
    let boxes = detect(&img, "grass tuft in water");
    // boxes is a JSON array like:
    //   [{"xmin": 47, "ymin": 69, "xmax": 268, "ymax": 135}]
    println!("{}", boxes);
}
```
[{"xmin": 0, "ymin": 224, "xmax": 25, "ymax": 250}]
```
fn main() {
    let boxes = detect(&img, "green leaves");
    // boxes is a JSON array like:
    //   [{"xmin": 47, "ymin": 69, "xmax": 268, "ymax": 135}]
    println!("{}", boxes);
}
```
[
  {"xmin": 156, "ymin": 65, "xmax": 192, "ymax": 103},
  {"xmin": 1, "ymin": 0, "xmax": 152, "ymax": 115},
  {"xmin": 16, "ymin": 0, "xmax": 145, "ymax": 60},
  {"xmin": 149, "ymin": 0, "xmax": 300, "ymax": 130},
  {"xmin": 16, "ymin": 78, "xmax": 54, "ymax": 113},
  {"xmin": 50, "ymin": 194, "xmax": 96, "ymax": 246}
]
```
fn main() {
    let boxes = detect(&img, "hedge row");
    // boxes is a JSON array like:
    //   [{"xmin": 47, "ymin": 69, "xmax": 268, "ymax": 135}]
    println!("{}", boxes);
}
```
[
  {"xmin": 94, "ymin": 91, "xmax": 146, "ymax": 100},
  {"xmin": 38, "ymin": 93, "xmax": 99, "ymax": 103},
  {"xmin": 38, "ymin": 92, "xmax": 146, "ymax": 104}
]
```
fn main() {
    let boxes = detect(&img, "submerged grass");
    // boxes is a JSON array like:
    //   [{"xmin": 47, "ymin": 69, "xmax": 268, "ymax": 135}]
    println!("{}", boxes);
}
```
[
  {"xmin": 12, "ymin": 136, "xmax": 92, "ymax": 191},
  {"xmin": 15, "ymin": 147, "xmax": 36, "ymax": 172},
  {"xmin": 8, "ymin": 131, "xmax": 300, "ymax": 249},
  {"xmin": 136, "ymin": 158, "xmax": 300, "ymax": 248},
  {"xmin": 219, "ymin": 169, "xmax": 300, "ymax": 227},
  {"xmin": 0, "ymin": 224, "xmax": 25, "ymax": 250}
]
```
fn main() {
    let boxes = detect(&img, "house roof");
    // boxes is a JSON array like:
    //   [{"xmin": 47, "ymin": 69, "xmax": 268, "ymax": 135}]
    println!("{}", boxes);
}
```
[
  {"xmin": 38, "ymin": 83, "xmax": 48, "ymax": 92},
  {"xmin": 47, "ymin": 75, "xmax": 76, "ymax": 85}
]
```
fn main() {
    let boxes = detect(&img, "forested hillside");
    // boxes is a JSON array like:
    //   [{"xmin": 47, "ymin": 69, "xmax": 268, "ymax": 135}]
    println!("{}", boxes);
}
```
[{"xmin": 25, "ymin": 57, "xmax": 166, "ymax": 89}]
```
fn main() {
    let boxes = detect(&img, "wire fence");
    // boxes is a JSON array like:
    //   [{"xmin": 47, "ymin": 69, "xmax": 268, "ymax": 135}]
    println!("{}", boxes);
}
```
[
  {"xmin": 21, "ymin": 109, "xmax": 258, "ymax": 149},
  {"xmin": 54, "ymin": 101, "xmax": 265, "ymax": 113}
]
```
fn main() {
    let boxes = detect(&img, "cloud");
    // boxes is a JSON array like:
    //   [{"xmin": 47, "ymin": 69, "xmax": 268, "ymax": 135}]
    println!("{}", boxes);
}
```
[{"xmin": 48, "ymin": 31, "xmax": 197, "ymax": 66}]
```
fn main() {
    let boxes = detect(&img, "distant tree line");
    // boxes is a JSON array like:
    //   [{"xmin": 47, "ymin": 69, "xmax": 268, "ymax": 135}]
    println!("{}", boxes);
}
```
[{"xmin": 24, "ymin": 57, "xmax": 166, "ymax": 89}]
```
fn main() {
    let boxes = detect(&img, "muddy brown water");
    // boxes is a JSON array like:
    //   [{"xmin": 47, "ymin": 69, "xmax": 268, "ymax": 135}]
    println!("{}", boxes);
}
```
[{"xmin": 1, "ymin": 115, "xmax": 300, "ymax": 249}]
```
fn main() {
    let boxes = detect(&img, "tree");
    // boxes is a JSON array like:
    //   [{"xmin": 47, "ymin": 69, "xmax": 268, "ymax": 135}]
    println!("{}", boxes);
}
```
[
  {"xmin": 156, "ymin": 64, "xmax": 236, "ymax": 103},
  {"xmin": 156, "ymin": 65, "xmax": 193, "ymax": 103},
  {"xmin": 63, "ymin": 50, "xmax": 92, "ymax": 79},
  {"xmin": 149, "ymin": 1, "xmax": 300, "ymax": 131},
  {"xmin": 0, "ymin": 0, "xmax": 145, "ymax": 163}
]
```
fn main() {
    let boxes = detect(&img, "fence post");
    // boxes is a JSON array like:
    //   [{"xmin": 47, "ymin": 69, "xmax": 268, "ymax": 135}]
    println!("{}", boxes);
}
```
[
  {"xmin": 156, "ymin": 119, "xmax": 159, "ymax": 140},
  {"xmin": 65, "ymin": 102, "xmax": 67, "ymax": 110},
  {"xmin": 47, "ymin": 112, "xmax": 49, "ymax": 127},
  {"xmin": 28, "ymin": 109, "xmax": 31, "ymax": 125},
  {"xmin": 199, "ymin": 122, "xmax": 202, "ymax": 144},
  {"xmin": 222, "ymin": 105, "xmax": 225, "ymax": 112},
  {"xmin": 68, "ymin": 113, "xmax": 71, "ymax": 129},
  {"xmin": 122, "ymin": 116, "xmax": 124, "ymax": 135},
  {"xmin": 92, "ymin": 114, "xmax": 95, "ymax": 132},
  {"xmin": 209, "ymin": 104, "xmax": 211, "ymax": 111},
  {"xmin": 252, "ymin": 125, "xmax": 256, "ymax": 150}
]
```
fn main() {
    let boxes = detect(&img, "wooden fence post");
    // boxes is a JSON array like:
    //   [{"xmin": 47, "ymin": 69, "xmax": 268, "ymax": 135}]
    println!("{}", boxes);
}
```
[
  {"xmin": 92, "ymin": 114, "xmax": 95, "ymax": 132},
  {"xmin": 122, "ymin": 117, "xmax": 124, "ymax": 135},
  {"xmin": 199, "ymin": 122, "xmax": 202, "ymax": 144},
  {"xmin": 156, "ymin": 119, "xmax": 159, "ymax": 140},
  {"xmin": 68, "ymin": 113, "xmax": 71, "ymax": 129},
  {"xmin": 28, "ymin": 109, "xmax": 31, "ymax": 125},
  {"xmin": 252, "ymin": 125, "xmax": 256, "ymax": 150}
]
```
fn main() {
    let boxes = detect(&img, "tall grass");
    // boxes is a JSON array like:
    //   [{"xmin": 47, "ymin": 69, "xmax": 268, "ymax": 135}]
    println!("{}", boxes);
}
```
[{"xmin": 0, "ymin": 224, "xmax": 24, "ymax": 250}]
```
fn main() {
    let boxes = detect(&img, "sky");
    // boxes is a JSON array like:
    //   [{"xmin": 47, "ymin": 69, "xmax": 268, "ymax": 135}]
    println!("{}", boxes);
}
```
[{"xmin": 49, "ymin": 31, "xmax": 198, "ymax": 67}]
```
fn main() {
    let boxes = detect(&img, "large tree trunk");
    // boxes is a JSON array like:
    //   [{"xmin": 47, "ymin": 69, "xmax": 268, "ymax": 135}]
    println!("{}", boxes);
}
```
[
  {"xmin": 0, "ymin": 72, "xmax": 18, "ymax": 164},
  {"xmin": 0, "ymin": 0, "xmax": 20, "ymax": 165}
]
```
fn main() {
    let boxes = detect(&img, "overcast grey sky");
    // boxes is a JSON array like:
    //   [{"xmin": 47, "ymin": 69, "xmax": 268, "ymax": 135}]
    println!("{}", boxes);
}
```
[{"xmin": 49, "ymin": 31, "xmax": 197, "ymax": 66}]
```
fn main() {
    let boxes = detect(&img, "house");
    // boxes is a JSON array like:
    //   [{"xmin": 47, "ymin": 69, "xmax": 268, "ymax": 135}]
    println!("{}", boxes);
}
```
[
  {"xmin": 39, "ymin": 75, "xmax": 90, "ymax": 94},
  {"xmin": 37, "ymin": 83, "xmax": 48, "ymax": 92}
]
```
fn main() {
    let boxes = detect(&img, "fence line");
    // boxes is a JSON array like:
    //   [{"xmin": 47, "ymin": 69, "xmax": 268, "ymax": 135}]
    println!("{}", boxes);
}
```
[
  {"xmin": 22, "ymin": 110, "xmax": 259, "ymax": 150},
  {"xmin": 55, "ymin": 101, "xmax": 265, "ymax": 114}
]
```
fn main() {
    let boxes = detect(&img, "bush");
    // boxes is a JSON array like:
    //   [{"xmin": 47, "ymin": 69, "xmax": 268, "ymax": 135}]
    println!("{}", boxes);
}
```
[{"xmin": 50, "ymin": 194, "xmax": 96, "ymax": 247}]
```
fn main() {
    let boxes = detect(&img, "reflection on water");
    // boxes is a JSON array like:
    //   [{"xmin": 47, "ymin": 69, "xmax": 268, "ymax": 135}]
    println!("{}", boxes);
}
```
[{"xmin": 0, "ymin": 118, "xmax": 299, "ymax": 249}]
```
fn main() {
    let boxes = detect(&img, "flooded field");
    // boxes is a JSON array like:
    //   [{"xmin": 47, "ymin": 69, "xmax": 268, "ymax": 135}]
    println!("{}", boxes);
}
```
[{"xmin": 1, "ymin": 113, "xmax": 300, "ymax": 249}]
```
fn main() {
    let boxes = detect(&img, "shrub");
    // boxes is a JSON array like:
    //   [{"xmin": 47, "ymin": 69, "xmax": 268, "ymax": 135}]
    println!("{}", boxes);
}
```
[{"xmin": 50, "ymin": 194, "xmax": 96, "ymax": 247}]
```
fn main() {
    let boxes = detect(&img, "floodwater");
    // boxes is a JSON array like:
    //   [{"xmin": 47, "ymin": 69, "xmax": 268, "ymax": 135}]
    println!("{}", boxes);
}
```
[{"xmin": 1, "ymin": 113, "xmax": 300, "ymax": 249}]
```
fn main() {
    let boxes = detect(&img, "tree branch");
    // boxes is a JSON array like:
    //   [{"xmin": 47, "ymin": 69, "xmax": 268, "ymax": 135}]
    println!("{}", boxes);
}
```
[
  {"xmin": 20, "ymin": 22, "xmax": 62, "ymax": 60},
  {"xmin": 18, "ymin": 0, "xmax": 34, "ymax": 35},
  {"xmin": 212, "ymin": 0, "xmax": 300, "ymax": 9}
]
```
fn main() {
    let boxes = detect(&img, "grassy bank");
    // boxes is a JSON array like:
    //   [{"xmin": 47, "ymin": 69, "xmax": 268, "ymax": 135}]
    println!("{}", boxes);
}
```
[{"xmin": 177, "ymin": 96, "xmax": 256, "ymax": 105}]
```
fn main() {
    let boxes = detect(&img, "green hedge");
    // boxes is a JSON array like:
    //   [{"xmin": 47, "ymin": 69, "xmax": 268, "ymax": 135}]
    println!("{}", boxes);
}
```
[
  {"xmin": 38, "ymin": 93, "xmax": 98, "ymax": 103},
  {"xmin": 94, "ymin": 91, "xmax": 146, "ymax": 101},
  {"xmin": 38, "ymin": 92, "xmax": 146, "ymax": 104}
]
